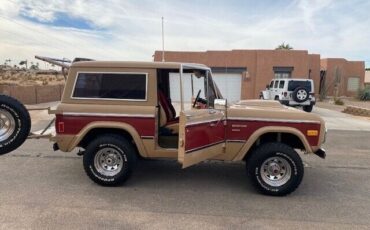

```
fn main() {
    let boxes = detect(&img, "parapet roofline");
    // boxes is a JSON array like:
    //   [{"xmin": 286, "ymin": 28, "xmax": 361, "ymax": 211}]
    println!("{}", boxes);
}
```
[{"xmin": 71, "ymin": 61, "xmax": 209, "ymax": 70}]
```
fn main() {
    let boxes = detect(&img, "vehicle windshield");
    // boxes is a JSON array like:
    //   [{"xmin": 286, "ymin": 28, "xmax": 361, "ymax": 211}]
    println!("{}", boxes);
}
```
[{"xmin": 181, "ymin": 65, "xmax": 223, "ymax": 109}]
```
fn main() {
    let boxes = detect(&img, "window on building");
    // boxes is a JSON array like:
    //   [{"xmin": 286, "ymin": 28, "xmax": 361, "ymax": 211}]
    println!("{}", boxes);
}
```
[
  {"xmin": 72, "ymin": 72, "xmax": 147, "ymax": 100},
  {"xmin": 274, "ymin": 72, "xmax": 291, "ymax": 79},
  {"xmin": 274, "ymin": 80, "xmax": 279, "ymax": 88},
  {"xmin": 273, "ymin": 67, "xmax": 293, "ymax": 79},
  {"xmin": 347, "ymin": 77, "xmax": 360, "ymax": 92}
]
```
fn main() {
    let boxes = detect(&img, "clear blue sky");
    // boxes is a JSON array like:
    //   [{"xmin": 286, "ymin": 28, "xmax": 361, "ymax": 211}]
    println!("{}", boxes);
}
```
[{"xmin": 0, "ymin": 0, "xmax": 369, "ymax": 67}]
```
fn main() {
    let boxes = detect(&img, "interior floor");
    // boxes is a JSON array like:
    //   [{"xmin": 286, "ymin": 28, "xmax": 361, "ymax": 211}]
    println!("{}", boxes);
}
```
[{"xmin": 158, "ymin": 135, "xmax": 179, "ymax": 149}]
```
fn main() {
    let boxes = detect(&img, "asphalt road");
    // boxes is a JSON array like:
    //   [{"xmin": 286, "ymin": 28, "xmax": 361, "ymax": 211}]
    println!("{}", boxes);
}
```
[{"xmin": 0, "ymin": 107, "xmax": 370, "ymax": 229}]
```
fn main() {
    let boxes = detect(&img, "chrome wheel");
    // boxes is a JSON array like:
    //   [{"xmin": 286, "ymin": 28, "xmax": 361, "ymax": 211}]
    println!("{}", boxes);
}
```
[
  {"xmin": 297, "ymin": 89, "xmax": 307, "ymax": 100},
  {"xmin": 0, "ymin": 109, "xmax": 16, "ymax": 142},
  {"xmin": 260, "ymin": 156, "xmax": 291, "ymax": 187},
  {"xmin": 94, "ymin": 147, "xmax": 123, "ymax": 177}
]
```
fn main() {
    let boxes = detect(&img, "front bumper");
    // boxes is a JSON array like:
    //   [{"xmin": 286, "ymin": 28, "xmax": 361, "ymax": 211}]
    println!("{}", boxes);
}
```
[{"xmin": 314, "ymin": 148, "xmax": 326, "ymax": 159}]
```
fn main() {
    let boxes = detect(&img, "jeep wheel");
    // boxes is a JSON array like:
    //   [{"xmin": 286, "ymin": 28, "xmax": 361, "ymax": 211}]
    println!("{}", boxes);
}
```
[
  {"xmin": 292, "ymin": 87, "xmax": 309, "ymax": 103},
  {"xmin": 83, "ymin": 134, "xmax": 137, "ymax": 186},
  {"xmin": 303, "ymin": 105, "xmax": 313, "ymax": 112},
  {"xmin": 0, "ymin": 95, "xmax": 31, "ymax": 155},
  {"xmin": 247, "ymin": 142, "xmax": 304, "ymax": 196}
]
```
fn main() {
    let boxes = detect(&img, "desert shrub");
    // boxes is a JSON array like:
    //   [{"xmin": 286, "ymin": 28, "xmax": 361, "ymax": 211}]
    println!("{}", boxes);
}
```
[
  {"xmin": 334, "ymin": 98, "xmax": 345, "ymax": 105},
  {"xmin": 357, "ymin": 86, "xmax": 370, "ymax": 101}
]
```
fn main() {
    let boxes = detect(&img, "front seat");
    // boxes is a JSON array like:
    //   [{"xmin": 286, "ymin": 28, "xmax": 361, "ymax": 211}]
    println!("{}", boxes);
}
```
[{"xmin": 158, "ymin": 90, "xmax": 179, "ymax": 134}]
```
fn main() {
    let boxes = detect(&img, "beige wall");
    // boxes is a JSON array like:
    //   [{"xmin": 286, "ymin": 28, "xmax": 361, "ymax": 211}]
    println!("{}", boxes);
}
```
[
  {"xmin": 154, "ymin": 50, "xmax": 321, "ymax": 99},
  {"xmin": 0, "ymin": 84, "xmax": 64, "ymax": 104},
  {"xmin": 320, "ymin": 58, "xmax": 365, "ymax": 97},
  {"xmin": 365, "ymin": 70, "xmax": 370, "ymax": 85}
]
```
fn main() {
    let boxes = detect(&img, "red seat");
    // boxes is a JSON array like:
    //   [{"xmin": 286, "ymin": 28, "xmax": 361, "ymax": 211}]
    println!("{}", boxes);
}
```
[
  {"xmin": 158, "ymin": 90, "xmax": 177, "ymax": 123},
  {"xmin": 158, "ymin": 90, "xmax": 179, "ymax": 133}
]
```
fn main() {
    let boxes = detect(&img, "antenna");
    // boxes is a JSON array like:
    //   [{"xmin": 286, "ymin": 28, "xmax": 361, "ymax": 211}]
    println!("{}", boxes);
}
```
[{"xmin": 161, "ymin": 16, "xmax": 165, "ymax": 62}]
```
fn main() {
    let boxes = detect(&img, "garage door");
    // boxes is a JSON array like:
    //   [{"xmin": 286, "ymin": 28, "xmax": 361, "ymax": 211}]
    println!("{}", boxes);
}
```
[
  {"xmin": 169, "ymin": 73, "xmax": 242, "ymax": 103},
  {"xmin": 347, "ymin": 77, "xmax": 360, "ymax": 92},
  {"xmin": 212, "ymin": 73, "xmax": 242, "ymax": 103}
]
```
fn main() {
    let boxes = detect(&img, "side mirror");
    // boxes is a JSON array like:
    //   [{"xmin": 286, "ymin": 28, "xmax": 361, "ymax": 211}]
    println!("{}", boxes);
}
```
[
  {"xmin": 214, "ymin": 99, "xmax": 227, "ymax": 110},
  {"xmin": 266, "ymin": 84, "xmax": 270, "ymax": 89}
]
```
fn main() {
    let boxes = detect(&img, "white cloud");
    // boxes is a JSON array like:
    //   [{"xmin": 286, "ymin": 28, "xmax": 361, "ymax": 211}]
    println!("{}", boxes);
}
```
[{"xmin": 0, "ymin": 0, "xmax": 369, "ymax": 67}]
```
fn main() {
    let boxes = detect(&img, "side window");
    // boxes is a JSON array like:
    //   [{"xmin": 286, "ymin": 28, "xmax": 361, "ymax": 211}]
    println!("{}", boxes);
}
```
[
  {"xmin": 269, "ymin": 80, "xmax": 274, "ymax": 88},
  {"xmin": 274, "ymin": 80, "xmax": 279, "ymax": 88},
  {"xmin": 279, "ymin": 80, "xmax": 285, "ymax": 89},
  {"xmin": 72, "ymin": 72, "xmax": 147, "ymax": 100}
]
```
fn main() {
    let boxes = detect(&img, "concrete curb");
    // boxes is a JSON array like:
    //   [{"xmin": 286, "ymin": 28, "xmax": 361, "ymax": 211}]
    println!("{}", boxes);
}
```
[{"xmin": 343, "ymin": 105, "xmax": 370, "ymax": 117}]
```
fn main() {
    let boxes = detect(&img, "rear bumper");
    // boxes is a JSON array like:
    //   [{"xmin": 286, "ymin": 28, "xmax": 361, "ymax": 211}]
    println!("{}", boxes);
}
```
[
  {"xmin": 280, "ymin": 100, "xmax": 315, "ymax": 107},
  {"xmin": 314, "ymin": 148, "xmax": 326, "ymax": 159}
]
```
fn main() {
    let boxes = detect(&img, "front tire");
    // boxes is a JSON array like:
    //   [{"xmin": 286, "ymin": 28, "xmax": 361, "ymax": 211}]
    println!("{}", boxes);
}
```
[
  {"xmin": 83, "ymin": 134, "xmax": 137, "ymax": 186},
  {"xmin": 247, "ymin": 142, "xmax": 304, "ymax": 196}
]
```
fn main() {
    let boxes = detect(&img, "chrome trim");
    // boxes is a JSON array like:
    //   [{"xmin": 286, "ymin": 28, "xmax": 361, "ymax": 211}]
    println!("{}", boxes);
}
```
[
  {"xmin": 70, "ymin": 71, "xmax": 149, "ymax": 101},
  {"xmin": 226, "ymin": 140, "xmax": 246, "ymax": 143},
  {"xmin": 186, "ymin": 118, "xmax": 224, "ymax": 127},
  {"xmin": 62, "ymin": 112, "xmax": 155, "ymax": 118},
  {"xmin": 185, "ymin": 140, "xmax": 224, "ymax": 153},
  {"xmin": 228, "ymin": 117, "xmax": 321, "ymax": 124}
]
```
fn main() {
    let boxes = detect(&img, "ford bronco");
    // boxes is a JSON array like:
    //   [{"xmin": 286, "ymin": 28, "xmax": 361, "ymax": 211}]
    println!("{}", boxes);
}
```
[{"xmin": 45, "ymin": 61, "xmax": 326, "ymax": 196}]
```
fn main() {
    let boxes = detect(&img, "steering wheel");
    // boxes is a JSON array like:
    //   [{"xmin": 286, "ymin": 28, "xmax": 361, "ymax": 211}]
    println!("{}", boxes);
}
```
[{"xmin": 193, "ymin": 89, "xmax": 201, "ymax": 108}]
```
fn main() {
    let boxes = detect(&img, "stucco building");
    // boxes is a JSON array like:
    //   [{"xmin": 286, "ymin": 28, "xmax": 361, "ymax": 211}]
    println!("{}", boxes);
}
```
[{"xmin": 153, "ymin": 50, "xmax": 365, "ymax": 100}]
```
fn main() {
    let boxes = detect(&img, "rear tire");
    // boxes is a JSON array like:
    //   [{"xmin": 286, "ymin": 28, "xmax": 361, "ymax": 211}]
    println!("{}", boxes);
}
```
[
  {"xmin": 303, "ymin": 105, "xmax": 313, "ymax": 112},
  {"xmin": 0, "ymin": 95, "xmax": 31, "ymax": 155},
  {"xmin": 247, "ymin": 142, "xmax": 304, "ymax": 196},
  {"xmin": 83, "ymin": 134, "xmax": 137, "ymax": 186}
]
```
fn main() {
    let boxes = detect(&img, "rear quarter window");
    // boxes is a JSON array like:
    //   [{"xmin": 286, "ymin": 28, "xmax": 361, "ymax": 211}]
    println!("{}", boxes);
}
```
[
  {"xmin": 72, "ymin": 72, "xmax": 147, "ymax": 100},
  {"xmin": 288, "ymin": 81, "xmax": 312, "ymax": 92}
]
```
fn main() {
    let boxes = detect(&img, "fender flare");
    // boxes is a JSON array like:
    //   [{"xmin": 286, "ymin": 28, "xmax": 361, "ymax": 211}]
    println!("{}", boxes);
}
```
[
  {"xmin": 68, "ymin": 121, "xmax": 148, "ymax": 157},
  {"xmin": 233, "ymin": 126, "xmax": 312, "ymax": 161}
]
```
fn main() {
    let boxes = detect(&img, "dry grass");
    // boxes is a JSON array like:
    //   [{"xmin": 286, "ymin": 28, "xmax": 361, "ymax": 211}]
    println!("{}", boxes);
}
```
[{"xmin": 0, "ymin": 68, "xmax": 65, "ymax": 86}]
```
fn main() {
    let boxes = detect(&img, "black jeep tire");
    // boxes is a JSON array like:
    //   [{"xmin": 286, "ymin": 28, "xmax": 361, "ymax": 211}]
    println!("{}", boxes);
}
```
[
  {"xmin": 247, "ymin": 142, "xmax": 304, "ymax": 196},
  {"xmin": 0, "ymin": 95, "xmax": 31, "ymax": 155},
  {"xmin": 303, "ymin": 105, "xmax": 313, "ymax": 112},
  {"xmin": 83, "ymin": 134, "xmax": 137, "ymax": 186},
  {"xmin": 292, "ymin": 87, "xmax": 309, "ymax": 103}
]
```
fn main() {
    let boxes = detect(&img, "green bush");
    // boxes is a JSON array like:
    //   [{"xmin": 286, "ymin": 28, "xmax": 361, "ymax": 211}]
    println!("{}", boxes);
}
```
[
  {"xmin": 334, "ymin": 98, "xmax": 344, "ymax": 105},
  {"xmin": 357, "ymin": 86, "xmax": 370, "ymax": 101}
]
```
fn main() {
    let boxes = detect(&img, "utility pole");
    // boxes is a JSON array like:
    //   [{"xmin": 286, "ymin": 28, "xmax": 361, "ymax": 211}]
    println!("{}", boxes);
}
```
[{"xmin": 161, "ymin": 16, "xmax": 165, "ymax": 62}]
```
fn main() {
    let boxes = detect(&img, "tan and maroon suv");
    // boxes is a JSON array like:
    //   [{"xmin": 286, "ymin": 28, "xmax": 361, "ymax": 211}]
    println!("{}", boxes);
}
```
[{"xmin": 49, "ymin": 61, "xmax": 326, "ymax": 196}]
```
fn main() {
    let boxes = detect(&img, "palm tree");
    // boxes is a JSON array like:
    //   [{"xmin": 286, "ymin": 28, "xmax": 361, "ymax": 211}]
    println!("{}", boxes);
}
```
[{"xmin": 275, "ymin": 42, "xmax": 293, "ymax": 50}]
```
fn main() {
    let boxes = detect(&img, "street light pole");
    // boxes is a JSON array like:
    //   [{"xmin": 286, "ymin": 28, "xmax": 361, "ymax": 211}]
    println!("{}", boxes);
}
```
[{"xmin": 161, "ymin": 16, "xmax": 165, "ymax": 62}]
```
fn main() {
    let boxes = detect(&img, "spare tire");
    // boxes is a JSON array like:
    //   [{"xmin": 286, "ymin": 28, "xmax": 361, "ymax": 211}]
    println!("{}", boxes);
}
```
[
  {"xmin": 292, "ymin": 87, "xmax": 309, "ymax": 103},
  {"xmin": 0, "ymin": 95, "xmax": 31, "ymax": 155}
]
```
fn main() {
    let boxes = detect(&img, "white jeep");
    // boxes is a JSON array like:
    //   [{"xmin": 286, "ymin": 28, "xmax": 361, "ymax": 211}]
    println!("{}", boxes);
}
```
[{"xmin": 260, "ymin": 79, "xmax": 316, "ymax": 112}]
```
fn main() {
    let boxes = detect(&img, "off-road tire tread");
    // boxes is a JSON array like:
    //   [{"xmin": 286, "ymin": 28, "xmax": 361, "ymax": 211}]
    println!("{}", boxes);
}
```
[
  {"xmin": 247, "ymin": 142, "xmax": 304, "ymax": 196},
  {"xmin": 0, "ymin": 95, "xmax": 31, "ymax": 155},
  {"xmin": 83, "ymin": 134, "xmax": 137, "ymax": 186},
  {"xmin": 303, "ymin": 105, "xmax": 313, "ymax": 112},
  {"xmin": 292, "ymin": 87, "xmax": 309, "ymax": 103}
]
